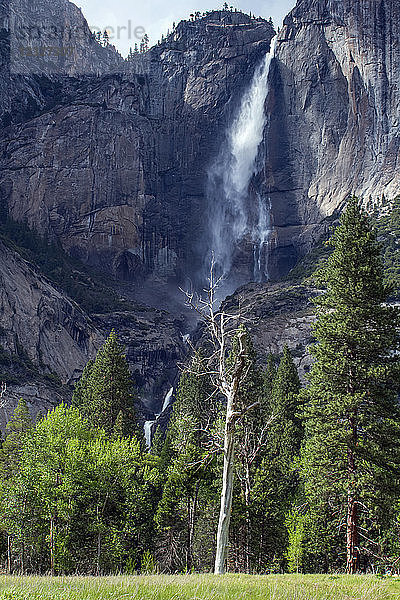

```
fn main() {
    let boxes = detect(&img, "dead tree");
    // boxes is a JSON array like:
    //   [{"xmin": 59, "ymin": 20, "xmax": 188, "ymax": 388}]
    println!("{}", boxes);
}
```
[{"xmin": 181, "ymin": 258, "xmax": 262, "ymax": 574}]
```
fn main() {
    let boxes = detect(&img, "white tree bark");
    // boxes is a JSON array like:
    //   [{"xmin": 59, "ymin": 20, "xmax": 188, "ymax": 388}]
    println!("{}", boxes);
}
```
[
  {"xmin": 182, "ymin": 259, "xmax": 254, "ymax": 575},
  {"xmin": 214, "ymin": 392, "xmax": 236, "ymax": 574}
]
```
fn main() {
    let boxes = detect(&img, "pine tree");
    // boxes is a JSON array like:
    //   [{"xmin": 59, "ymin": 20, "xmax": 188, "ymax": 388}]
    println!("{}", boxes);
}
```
[
  {"xmin": 251, "ymin": 347, "xmax": 302, "ymax": 570},
  {"xmin": 302, "ymin": 197, "xmax": 400, "ymax": 573},
  {"xmin": 102, "ymin": 30, "xmax": 109, "ymax": 47},
  {"xmin": 140, "ymin": 33, "xmax": 149, "ymax": 53},
  {"xmin": 72, "ymin": 331, "xmax": 141, "ymax": 440},
  {"xmin": 269, "ymin": 347, "xmax": 302, "ymax": 461},
  {"xmin": 263, "ymin": 353, "xmax": 277, "ymax": 398},
  {"xmin": 71, "ymin": 359, "xmax": 94, "ymax": 412}
]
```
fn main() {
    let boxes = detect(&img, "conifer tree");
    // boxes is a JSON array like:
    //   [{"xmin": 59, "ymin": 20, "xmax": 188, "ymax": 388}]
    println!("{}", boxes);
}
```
[
  {"xmin": 102, "ymin": 30, "xmax": 109, "ymax": 47},
  {"xmin": 251, "ymin": 347, "xmax": 302, "ymax": 570},
  {"xmin": 71, "ymin": 359, "xmax": 94, "ymax": 412},
  {"xmin": 302, "ymin": 198, "xmax": 400, "ymax": 573},
  {"xmin": 263, "ymin": 353, "xmax": 277, "ymax": 398},
  {"xmin": 72, "ymin": 331, "xmax": 141, "ymax": 440},
  {"xmin": 269, "ymin": 346, "xmax": 302, "ymax": 462}
]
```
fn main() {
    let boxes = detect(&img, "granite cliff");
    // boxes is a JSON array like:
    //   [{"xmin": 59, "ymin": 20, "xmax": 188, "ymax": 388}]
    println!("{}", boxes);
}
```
[
  {"xmin": 0, "ymin": 6, "xmax": 275, "ymax": 299},
  {"xmin": 0, "ymin": 236, "xmax": 185, "ymax": 418},
  {"xmin": 265, "ymin": 0, "xmax": 400, "ymax": 272},
  {"xmin": 0, "ymin": 0, "xmax": 399, "ymax": 416}
]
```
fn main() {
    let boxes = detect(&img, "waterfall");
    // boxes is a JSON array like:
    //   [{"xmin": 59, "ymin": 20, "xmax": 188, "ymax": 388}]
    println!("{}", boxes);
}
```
[
  {"xmin": 143, "ymin": 387, "xmax": 174, "ymax": 449},
  {"xmin": 252, "ymin": 194, "xmax": 273, "ymax": 282},
  {"xmin": 207, "ymin": 36, "xmax": 277, "ymax": 285},
  {"xmin": 144, "ymin": 420, "xmax": 156, "ymax": 449},
  {"xmin": 161, "ymin": 387, "xmax": 174, "ymax": 413}
]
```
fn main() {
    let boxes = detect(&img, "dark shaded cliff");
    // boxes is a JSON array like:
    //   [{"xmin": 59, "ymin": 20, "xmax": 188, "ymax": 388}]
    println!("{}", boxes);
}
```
[{"xmin": 0, "ymin": 234, "xmax": 185, "ymax": 416}]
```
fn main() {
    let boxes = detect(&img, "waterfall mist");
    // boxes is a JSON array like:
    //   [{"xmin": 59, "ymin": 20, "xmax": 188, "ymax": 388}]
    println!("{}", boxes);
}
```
[{"xmin": 206, "ymin": 36, "xmax": 277, "ymax": 291}]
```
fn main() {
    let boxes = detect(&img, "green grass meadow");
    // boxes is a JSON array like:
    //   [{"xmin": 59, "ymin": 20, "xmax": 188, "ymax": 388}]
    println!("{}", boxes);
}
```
[{"xmin": 0, "ymin": 574, "xmax": 399, "ymax": 600}]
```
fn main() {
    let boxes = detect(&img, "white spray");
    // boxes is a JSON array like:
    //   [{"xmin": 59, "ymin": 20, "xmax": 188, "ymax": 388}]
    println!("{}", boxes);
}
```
[
  {"xmin": 208, "ymin": 36, "xmax": 277, "ymax": 283},
  {"xmin": 161, "ymin": 387, "xmax": 174, "ymax": 414},
  {"xmin": 143, "ymin": 386, "xmax": 175, "ymax": 449},
  {"xmin": 144, "ymin": 420, "xmax": 155, "ymax": 449}
]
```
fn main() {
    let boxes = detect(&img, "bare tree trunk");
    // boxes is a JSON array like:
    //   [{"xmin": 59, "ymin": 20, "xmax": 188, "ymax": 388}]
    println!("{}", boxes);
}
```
[
  {"xmin": 214, "ymin": 394, "xmax": 236, "ymax": 575},
  {"xmin": 182, "ymin": 261, "xmax": 251, "ymax": 576}
]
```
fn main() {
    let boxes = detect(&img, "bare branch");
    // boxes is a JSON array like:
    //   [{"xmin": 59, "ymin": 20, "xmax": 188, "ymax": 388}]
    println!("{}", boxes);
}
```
[{"xmin": 180, "ymin": 256, "xmax": 275, "ymax": 575}]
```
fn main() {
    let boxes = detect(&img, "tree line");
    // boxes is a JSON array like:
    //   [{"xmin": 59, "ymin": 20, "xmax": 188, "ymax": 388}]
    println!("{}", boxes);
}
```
[{"xmin": 0, "ymin": 198, "xmax": 399, "ymax": 575}]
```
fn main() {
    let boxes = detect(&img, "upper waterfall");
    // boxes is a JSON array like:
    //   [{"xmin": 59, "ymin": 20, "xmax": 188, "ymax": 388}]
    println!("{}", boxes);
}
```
[{"xmin": 207, "ymin": 36, "xmax": 277, "ymax": 288}]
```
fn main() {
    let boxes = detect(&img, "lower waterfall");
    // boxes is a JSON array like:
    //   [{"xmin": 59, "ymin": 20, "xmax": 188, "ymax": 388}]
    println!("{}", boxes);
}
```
[
  {"xmin": 144, "ymin": 420, "xmax": 155, "ymax": 449},
  {"xmin": 144, "ymin": 387, "xmax": 174, "ymax": 449},
  {"xmin": 207, "ymin": 36, "xmax": 277, "ymax": 286}
]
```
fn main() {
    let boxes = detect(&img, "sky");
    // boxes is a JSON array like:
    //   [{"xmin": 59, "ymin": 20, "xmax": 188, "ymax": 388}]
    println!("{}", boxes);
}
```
[{"xmin": 72, "ymin": 0, "xmax": 296, "ymax": 56}]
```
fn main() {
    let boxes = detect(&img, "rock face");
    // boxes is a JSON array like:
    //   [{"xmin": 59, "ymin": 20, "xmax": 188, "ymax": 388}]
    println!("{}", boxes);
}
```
[
  {"xmin": 0, "ymin": 0, "xmax": 399, "ymax": 417},
  {"xmin": 0, "ymin": 238, "xmax": 100, "ymax": 419},
  {"xmin": 223, "ymin": 282, "xmax": 317, "ymax": 381},
  {"xmin": 0, "ymin": 239, "xmax": 99, "ymax": 381},
  {"xmin": 0, "ymin": 239, "xmax": 185, "ymax": 416},
  {"xmin": 0, "ymin": 6, "xmax": 274, "ymax": 301},
  {"xmin": 1, "ymin": 1, "xmax": 399, "ymax": 289},
  {"xmin": 265, "ymin": 0, "xmax": 400, "ymax": 275},
  {"xmin": 2, "ymin": 1, "xmax": 399, "ymax": 292}
]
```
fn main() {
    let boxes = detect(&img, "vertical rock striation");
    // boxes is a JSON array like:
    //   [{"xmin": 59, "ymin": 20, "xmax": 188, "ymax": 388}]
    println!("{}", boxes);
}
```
[
  {"xmin": 0, "ymin": 6, "xmax": 274, "ymax": 299},
  {"xmin": 265, "ymin": 0, "xmax": 400, "ymax": 275}
]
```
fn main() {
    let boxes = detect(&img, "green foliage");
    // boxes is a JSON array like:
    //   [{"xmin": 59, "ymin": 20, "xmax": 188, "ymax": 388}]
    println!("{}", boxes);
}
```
[
  {"xmin": 0, "ymin": 399, "xmax": 33, "ymax": 481},
  {"xmin": 155, "ymin": 352, "xmax": 217, "ymax": 572},
  {"xmin": 302, "ymin": 197, "xmax": 400, "ymax": 571},
  {"xmin": 373, "ymin": 195, "xmax": 400, "ymax": 297},
  {"xmin": 72, "ymin": 331, "xmax": 142, "ymax": 440},
  {"xmin": 269, "ymin": 347, "xmax": 302, "ymax": 462},
  {"xmin": 0, "ymin": 218, "xmax": 130, "ymax": 314},
  {"xmin": 229, "ymin": 327, "xmax": 272, "ymax": 571},
  {"xmin": 249, "ymin": 346, "xmax": 302, "ymax": 571},
  {"xmin": 141, "ymin": 550, "xmax": 157, "ymax": 574},
  {"xmin": 285, "ymin": 508, "xmax": 310, "ymax": 573},
  {"xmin": 2, "ymin": 199, "xmax": 400, "ymax": 577},
  {"xmin": 0, "ymin": 404, "xmax": 160, "ymax": 574}
]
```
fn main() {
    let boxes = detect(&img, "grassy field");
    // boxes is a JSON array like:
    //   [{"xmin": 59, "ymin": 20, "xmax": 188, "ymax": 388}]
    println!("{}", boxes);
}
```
[{"xmin": 0, "ymin": 574, "xmax": 399, "ymax": 600}]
